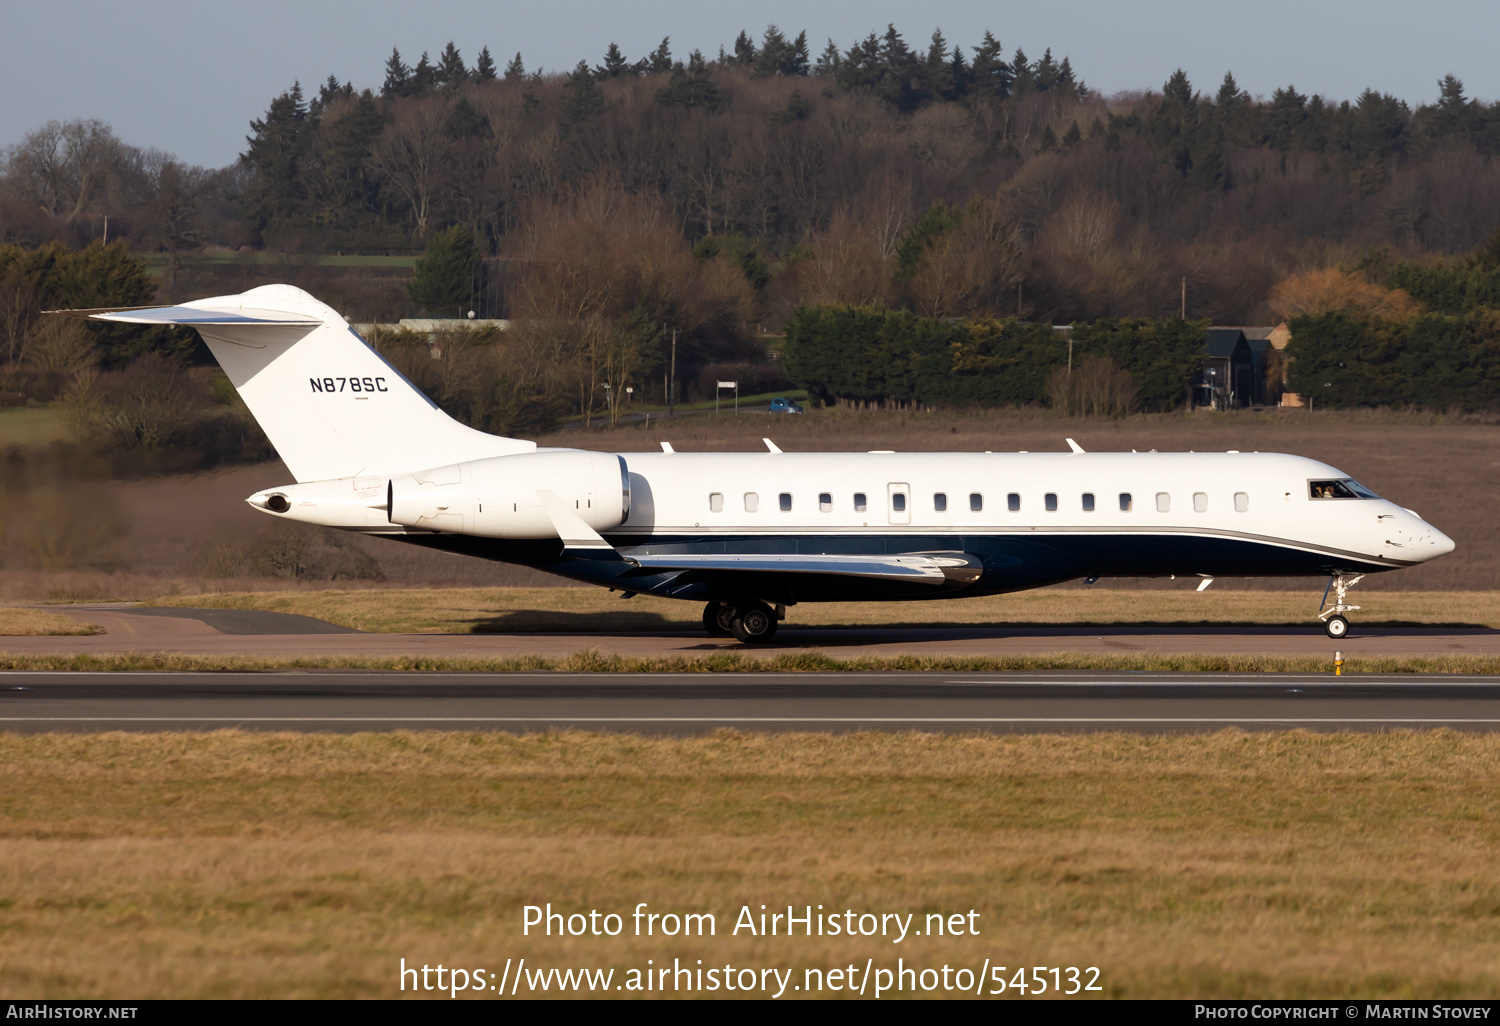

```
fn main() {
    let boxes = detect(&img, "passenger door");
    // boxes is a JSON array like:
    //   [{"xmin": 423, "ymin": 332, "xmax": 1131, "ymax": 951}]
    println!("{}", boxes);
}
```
[{"xmin": 887, "ymin": 482, "xmax": 910, "ymax": 526}]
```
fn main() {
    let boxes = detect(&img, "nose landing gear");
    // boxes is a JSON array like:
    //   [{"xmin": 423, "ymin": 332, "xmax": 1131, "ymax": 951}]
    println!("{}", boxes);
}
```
[{"xmin": 1317, "ymin": 573, "xmax": 1363, "ymax": 638}]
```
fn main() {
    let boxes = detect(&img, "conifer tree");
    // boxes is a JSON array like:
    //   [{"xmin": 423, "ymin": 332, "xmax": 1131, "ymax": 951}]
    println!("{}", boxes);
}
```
[
  {"xmin": 947, "ymin": 44, "xmax": 970, "ymax": 99},
  {"xmin": 438, "ymin": 42, "xmax": 467, "ymax": 89},
  {"xmin": 755, "ymin": 25, "xmax": 789, "ymax": 77},
  {"xmin": 561, "ymin": 60, "xmax": 605, "ymax": 125},
  {"xmin": 504, "ymin": 52, "xmax": 525, "ymax": 80},
  {"xmin": 788, "ymin": 31, "xmax": 810, "ymax": 76},
  {"xmin": 240, "ymin": 82, "xmax": 308, "ymax": 234},
  {"xmin": 814, "ymin": 37, "xmax": 840, "ymax": 76},
  {"xmin": 408, "ymin": 225, "xmax": 480, "ymax": 316},
  {"xmin": 599, "ymin": 42, "xmax": 632, "ymax": 78},
  {"xmin": 970, "ymin": 32, "xmax": 1011, "ymax": 99},
  {"xmin": 474, "ymin": 46, "xmax": 497, "ymax": 82},
  {"xmin": 922, "ymin": 30, "xmax": 952, "ymax": 102},
  {"xmin": 732, "ymin": 30, "xmax": 757, "ymax": 67},
  {"xmin": 1011, "ymin": 48, "xmax": 1032, "ymax": 95},
  {"xmin": 655, "ymin": 50, "xmax": 725, "ymax": 111},
  {"xmin": 1216, "ymin": 71, "xmax": 1243, "ymax": 106},
  {"xmin": 381, "ymin": 47, "xmax": 410, "ymax": 99},
  {"xmin": 648, "ymin": 37, "xmax": 673, "ymax": 73},
  {"xmin": 1034, "ymin": 48, "xmax": 1059, "ymax": 91},
  {"xmin": 410, "ymin": 52, "xmax": 437, "ymax": 96}
]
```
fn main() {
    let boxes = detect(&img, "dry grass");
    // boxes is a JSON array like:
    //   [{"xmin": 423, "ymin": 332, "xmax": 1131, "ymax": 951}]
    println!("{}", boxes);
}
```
[
  {"xmin": 142, "ymin": 587, "xmax": 1500, "ymax": 633},
  {"xmin": 0, "ymin": 606, "xmax": 100, "ymax": 636},
  {"xmin": 2, "ymin": 730, "xmax": 1499, "ymax": 998}
]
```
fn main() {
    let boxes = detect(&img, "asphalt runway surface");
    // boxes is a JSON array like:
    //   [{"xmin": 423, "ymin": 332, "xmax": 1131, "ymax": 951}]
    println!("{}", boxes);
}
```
[
  {"xmin": 14, "ymin": 605, "xmax": 1500, "ymax": 660},
  {"xmin": 3, "ymin": 671, "xmax": 1499, "ymax": 733}
]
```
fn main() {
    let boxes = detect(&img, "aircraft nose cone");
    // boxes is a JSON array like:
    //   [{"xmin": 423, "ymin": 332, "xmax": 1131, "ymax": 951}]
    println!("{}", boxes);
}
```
[{"xmin": 1426, "ymin": 526, "xmax": 1456, "ymax": 559}]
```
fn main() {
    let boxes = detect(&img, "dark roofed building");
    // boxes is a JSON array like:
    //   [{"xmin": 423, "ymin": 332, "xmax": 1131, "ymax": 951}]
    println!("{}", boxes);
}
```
[{"xmin": 1196, "ymin": 328, "xmax": 1254, "ymax": 409}]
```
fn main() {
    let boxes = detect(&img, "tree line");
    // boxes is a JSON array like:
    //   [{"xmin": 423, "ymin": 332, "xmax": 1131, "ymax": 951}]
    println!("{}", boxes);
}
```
[
  {"xmin": 3, "ymin": 23, "xmax": 1500, "ymax": 428},
  {"xmin": 4, "ymin": 23, "xmax": 1500, "ymax": 329}
]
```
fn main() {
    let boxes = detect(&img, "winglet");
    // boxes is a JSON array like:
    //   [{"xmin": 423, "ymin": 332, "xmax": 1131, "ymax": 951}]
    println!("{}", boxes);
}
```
[
  {"xmin": 1066, "ymin": 437, "xmax": 1085, "ymax": 454},
  {"xmin": 536, "ymin": 489, "xmax": 629, "ymax": 561},
  {"xmin": 763, "ymin": 438, "xmax": 782, "ymax": 454}
]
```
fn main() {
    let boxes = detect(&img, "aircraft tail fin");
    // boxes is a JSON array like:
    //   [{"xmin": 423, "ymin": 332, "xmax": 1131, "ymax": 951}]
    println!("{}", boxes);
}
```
[{"xmin": 79, "ymin": 284, "xmax": 535, "ymax": 482}]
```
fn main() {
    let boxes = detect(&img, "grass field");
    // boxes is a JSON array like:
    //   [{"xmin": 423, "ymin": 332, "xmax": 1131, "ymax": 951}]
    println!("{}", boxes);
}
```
[
  {"xmin": 143, "ymin": 587, "xmax": 1500, "ymax": 633},
  {"xmin": 2, "ymin": 730, "xmax": 1498, "ymax": 999},
  {"xmin": 0, "ymin": 405, "xmax": 68, "ymax": 446},
  {"xmin": 0, "ymin": 607, "xmax": 99, "ymax": 636}
]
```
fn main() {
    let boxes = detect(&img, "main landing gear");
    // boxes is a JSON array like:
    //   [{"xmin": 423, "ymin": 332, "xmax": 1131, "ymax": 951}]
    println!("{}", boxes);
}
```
[
  {"xmin": 1317, "ymin": 573, "xmax": 1364, "ymax": 639},
  {"xmin": 702, "ymin": 600, "xmax": 783, "ymax": 644}
]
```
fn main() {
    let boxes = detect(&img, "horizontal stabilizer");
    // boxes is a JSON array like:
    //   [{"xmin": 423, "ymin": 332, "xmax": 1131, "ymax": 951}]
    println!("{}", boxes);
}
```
[
  {"xmin": 625, "ymin": 552, "xmax": 982, "ymax": 585},
  {"xmin": 85, "ymin": 305, "xmax": 321, "ymax": 326}
]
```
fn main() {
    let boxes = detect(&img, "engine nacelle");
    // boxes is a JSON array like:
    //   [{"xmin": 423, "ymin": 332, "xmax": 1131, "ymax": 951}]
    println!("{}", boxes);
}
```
[{"xmin": 387, "ymin": 450, "xmax": 630, "ymax": 539}]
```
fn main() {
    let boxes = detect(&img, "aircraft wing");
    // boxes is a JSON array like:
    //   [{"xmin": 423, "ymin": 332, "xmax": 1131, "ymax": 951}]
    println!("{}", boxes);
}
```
[{"xmin": 623, "ymin": 552, "xmax": 982, "ymax": 585}]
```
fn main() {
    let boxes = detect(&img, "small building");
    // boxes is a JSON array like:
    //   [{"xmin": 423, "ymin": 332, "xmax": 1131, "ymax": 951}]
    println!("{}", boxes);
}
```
[{"xmin": 1196, "ymin": 328, "xmax": 1254, "ymax": 409}]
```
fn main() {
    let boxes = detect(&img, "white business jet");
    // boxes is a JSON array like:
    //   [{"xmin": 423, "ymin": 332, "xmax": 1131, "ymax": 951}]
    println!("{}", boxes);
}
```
[{"xmin": 70, "ymin": 285, "xmax": 1454, "ymax": 643}]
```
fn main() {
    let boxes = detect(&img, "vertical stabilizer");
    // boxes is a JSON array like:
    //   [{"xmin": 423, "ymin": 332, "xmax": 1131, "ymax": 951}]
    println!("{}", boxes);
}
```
[{"xmin": 88, "ymin": 284, "xmax": 535, "ymax": 481}]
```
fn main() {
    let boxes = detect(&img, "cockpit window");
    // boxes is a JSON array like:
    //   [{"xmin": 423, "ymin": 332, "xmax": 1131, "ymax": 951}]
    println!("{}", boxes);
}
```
[{"xmin": 1309, "ymin": 479, "xmax": 1379, "ymax": 500}]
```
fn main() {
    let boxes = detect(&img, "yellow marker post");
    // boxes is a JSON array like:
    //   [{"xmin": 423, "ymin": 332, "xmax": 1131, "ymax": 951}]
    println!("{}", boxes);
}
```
[{"xmin": 1334, "ymin": 651, "xmax": 1344, "ymax": 676}]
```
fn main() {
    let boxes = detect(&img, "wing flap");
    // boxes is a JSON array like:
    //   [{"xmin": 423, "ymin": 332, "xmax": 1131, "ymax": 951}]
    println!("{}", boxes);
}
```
[{"xmin": 625, "ymin": 552, "xmax": 982, "ymax": 585}]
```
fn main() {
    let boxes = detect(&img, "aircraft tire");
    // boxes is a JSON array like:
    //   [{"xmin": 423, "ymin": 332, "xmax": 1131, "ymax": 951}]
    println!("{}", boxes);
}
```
[
  {"xmin": 1324, "ymin": 615, "xmax": 1349, "ymax": 639},
  {"xmin": 731, "ymin": 601, "xmax": 778, "ymax": 644},
  {"xmin": 703, "ymin": 602, "xmax": 735, "ymax": 638}
]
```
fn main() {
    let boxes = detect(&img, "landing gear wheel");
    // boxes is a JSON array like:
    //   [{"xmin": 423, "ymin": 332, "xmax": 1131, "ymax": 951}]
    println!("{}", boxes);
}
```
[
  {"xmin": 703, "ymin": 602, "xmax": 735, "ymax": 638},
  {"xmin": 1324, "ymin": 615, "xmax": 1349, "ymax": 639},
  {"xmin": 730, "ymin": 601, "xmax": 778, "ymax": 645}
]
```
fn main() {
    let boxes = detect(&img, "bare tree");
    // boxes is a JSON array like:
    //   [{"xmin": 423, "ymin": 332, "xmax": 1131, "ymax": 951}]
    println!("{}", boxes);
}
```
[
  {"xmin": 3, "ymin": 119, "xmax": 123, "ymax": 224},
  {"xmin": 0, "ymin": 270, "xmax": 40, "ymax": 367},
  {"xmin": 367, "ymin": 98, "xmax": 449, "ymax": 235}
]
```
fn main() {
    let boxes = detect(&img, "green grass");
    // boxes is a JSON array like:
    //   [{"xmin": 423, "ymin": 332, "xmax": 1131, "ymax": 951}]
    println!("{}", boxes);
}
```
[{"xmin": 0, "ymin": 405, "xmax": 67, "ymax": 445}]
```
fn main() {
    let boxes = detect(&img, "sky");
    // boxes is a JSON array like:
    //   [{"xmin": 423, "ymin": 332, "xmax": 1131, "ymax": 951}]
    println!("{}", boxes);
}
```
[{"xmin": 3, "ymin": 0, "xmax": 1497, "ymax": 169}]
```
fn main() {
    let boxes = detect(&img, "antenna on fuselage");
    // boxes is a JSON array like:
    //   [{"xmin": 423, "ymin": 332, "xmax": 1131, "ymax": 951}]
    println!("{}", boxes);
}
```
[{"xmin": 1066, "ymin": 438, "xmax": 1085, "ymax": 454}]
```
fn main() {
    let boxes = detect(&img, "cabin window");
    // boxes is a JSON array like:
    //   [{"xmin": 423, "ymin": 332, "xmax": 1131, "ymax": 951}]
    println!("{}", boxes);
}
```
[
  {"xmin": 1309, "ymin": 479, "xmax": 1379, "ymax": 499},
  {"xmin": 779, "ymin": 492, "xmax": 792, "ymax": 512},
  {"xmin": 1008, "ymin": 493, "xmax": 1021, "ymax": 512},
  {"xmin": 892, "ymin": 493, "xmax": 907, "ymax": 512},
  {"xmin": 853, "ymin": 492, "xmax": 867, "ymax": 512},
  {"xmin": 709, "ymin": 492, "xmax": 723, "ymax": 512},
  {"xmin": 1234, "ymin": 492, "xmax": 1249, "ymax": 513},
  {"xmin": 1082, "ymin": 493, "xmax": 1095, "ymax": 512},
  {"xmin": 1193, "ymin": 492, "xmax": 1208, "ymax": 513},
  {"xmin": 1045, "ymin": 493, "xmax": 1058, "ymax": 512},
  {"xmin": 970, "ymin": 493, "xmax": 982, "ymax": 512},
  {"xmin": 744, "ymin": 492, "xmax": 758, "ymax": 513},
  {"xmin": 934, "ymin": 492, "xmax": 947, "ymax": 512},
  {"xmin": 819, "ymin": 492, "xmax": 832, "ymax": 512},
  {"xmin": 1119, "ymin": 492, "xmax": 1133, "ymax": 512},
  {"xmin": 1156, "ymin": 492, "xmax": 1171, "ymax": 513}
]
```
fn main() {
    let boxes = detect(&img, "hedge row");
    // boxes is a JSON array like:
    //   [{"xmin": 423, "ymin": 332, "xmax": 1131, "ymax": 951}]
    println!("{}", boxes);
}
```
[
  {"xmin": 1286, "ymin": 309, "xmax": 1500, "ymax": 410},
  {"xmin": 781, "ymin": 306, "xmax": 1207, "ymax": 411}
]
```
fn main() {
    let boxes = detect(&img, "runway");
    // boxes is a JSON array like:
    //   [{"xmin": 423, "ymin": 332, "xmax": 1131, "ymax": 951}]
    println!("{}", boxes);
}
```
[
  {"xmin": 3, "ymin": 671, "xmax": 1499, "ymax": 733},
  {"xmin": 14, "ymin": 605, "xmax": 1500, "ymax": 660}
]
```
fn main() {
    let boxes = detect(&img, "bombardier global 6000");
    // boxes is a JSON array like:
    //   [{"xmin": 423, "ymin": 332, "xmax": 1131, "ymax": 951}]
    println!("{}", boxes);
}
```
[{"xmin": 63, "ymin": 285, "xmax": 1454, "ymax": 643}]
